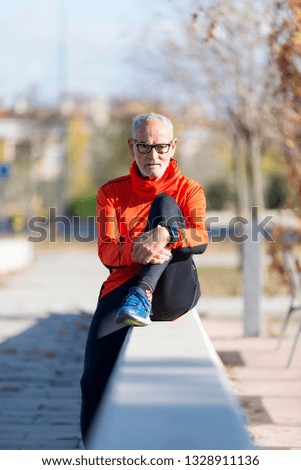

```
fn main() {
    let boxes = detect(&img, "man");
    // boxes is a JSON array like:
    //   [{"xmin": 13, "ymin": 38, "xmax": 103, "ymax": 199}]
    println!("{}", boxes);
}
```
[{"xmin": 80, "ymin": 112, "xmax": 208, "ymax": 446}]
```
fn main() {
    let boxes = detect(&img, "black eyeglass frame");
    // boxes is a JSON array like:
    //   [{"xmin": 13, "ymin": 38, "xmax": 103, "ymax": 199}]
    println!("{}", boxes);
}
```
[{"xmin": 132, "ymin": 139, "xmax": 174, "ymax": 155}]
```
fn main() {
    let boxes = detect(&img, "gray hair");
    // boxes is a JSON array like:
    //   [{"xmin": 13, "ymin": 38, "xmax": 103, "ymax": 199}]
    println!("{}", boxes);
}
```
[{"xmin": 132, "ymin": 112, "xmax": 173, "ymax": 138}]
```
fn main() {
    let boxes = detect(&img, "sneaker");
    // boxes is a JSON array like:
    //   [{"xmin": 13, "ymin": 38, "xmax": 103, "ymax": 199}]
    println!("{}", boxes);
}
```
[{"xmin": 115, "ymin": 286, "xmax": 152, "ymax": 326}]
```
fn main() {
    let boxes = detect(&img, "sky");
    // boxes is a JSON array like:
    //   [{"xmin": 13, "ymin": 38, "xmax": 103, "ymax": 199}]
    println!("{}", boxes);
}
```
[{"xmin": 0, "ymin": 0, "xmax": 161, "ymax": 106}]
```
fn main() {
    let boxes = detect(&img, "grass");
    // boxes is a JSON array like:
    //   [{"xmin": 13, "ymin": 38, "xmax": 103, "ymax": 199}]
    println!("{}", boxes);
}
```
[
  {"xmin": 198, "ymin": 266, "xmax": 290, "ymax": 297},
  {"xmin": 198, "ymin": 267, "xmax": 242, "ymax": 297},
  {"xmin": 198, "ymin": 238, "xmax": 291, "ymax": 297}
]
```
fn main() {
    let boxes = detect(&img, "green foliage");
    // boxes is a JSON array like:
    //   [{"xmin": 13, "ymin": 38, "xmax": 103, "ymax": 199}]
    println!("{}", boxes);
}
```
[
  {"xmin": 264, "ymin": 174, "xmax": 290, "ymax": 209},
  {"xmin": 90, "ymin": 117, "xmax": 133, "ymax": 187},
  {"xmin": 205, "ymin": 179, "xmax": 233, "ymax": 210},
  {"xmin": 66, "ymin": 192, "xmax": 96, "ymax": 217}
]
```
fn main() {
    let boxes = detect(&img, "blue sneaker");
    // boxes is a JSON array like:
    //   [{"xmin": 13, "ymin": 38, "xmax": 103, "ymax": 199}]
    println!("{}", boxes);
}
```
[{"xmin": 115, "ymin": 286, "xmax": 152, "ymax": 326}]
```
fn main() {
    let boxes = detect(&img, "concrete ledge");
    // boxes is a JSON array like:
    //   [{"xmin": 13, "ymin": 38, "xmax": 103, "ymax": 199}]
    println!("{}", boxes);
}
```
[
  {"xmin": 0, "ymin": 238, "xmax": 35, "ymax": 275},
  {"xmin": 88, "ymin": 309, "xmax": 257, "ymax": 450}
]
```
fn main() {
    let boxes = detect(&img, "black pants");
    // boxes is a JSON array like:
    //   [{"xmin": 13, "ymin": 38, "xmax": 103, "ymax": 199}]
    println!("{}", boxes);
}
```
[{"xmin": 80, "ymin": 195, "xmax": 202, "ymax": 446}]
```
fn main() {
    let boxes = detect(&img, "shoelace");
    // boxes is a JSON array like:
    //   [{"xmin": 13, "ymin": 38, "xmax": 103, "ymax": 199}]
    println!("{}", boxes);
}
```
[{"xmin": 125, "ymin": 291, "xmax": 151, "ymax": 314}]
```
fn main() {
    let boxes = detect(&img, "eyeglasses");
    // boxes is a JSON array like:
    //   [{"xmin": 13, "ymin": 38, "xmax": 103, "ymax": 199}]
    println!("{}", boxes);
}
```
[{"xmin": 133, "ymin": 140, "xmax": 173, "ymax": 155}]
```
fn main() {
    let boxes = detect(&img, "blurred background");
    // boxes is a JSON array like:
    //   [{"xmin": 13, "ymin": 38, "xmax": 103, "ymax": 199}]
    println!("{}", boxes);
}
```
[
  {"xmin": 0, "ymin": 0, "xmax": 301, "ymax": 451},
  {"xmin": 0, "ymin": 0, "xmax": 301, "ymax": 324}
]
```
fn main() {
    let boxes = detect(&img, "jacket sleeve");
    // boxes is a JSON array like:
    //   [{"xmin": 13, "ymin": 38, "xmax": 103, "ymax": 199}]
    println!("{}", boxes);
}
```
[
  {"xmin": 96, "ymin": 186, "xmax": 135, "ymax": 268},
  {"xmin": 175, "ymin": 183, "xmax": 208, "ymax": 254}
]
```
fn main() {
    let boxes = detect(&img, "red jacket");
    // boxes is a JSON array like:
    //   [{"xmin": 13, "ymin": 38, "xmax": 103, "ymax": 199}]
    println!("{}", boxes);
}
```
[{"xmin": 96, "ymin": 158, "xmax": 208, "ymax": 297}]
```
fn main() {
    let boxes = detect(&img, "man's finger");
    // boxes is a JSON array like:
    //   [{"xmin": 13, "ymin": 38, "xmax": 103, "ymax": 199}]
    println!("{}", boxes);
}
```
[{"xmin": 159, "ymin": 248, "xmax": 171, "ymax": 256}]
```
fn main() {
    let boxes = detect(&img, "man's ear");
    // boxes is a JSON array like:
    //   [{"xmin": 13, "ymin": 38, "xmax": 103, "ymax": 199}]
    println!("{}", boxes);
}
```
[
  {"xmin": 170, "ymin": 138, "xmax": 178, "ymax": 156},
  {"xmin": 128, "ymin": 138, "xmax": 135, "ymax": 159}
]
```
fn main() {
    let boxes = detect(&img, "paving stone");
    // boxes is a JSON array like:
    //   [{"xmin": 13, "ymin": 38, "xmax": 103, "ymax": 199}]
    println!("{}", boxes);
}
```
[
  {"xmin": 249, "ymin": 424, "xmax": 301, "ymax": 449},
  {"xmin": 261, "ymin": 397, "xmax": 301, "ymax": 425},
  {"xmin": 234, "ymin": 380, "xmax": 301, "ymax": 397}
]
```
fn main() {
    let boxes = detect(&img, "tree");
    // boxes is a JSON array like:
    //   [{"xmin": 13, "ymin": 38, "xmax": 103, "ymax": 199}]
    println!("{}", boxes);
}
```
[
  {"xmin": 271, "ymin": 0, "xmax": 301, "ymax": 216},
  {"xmin": 129, "ymin": 0, "xmax": 285, "ymax": 335},
  {"xmin": 267, "ymin": 0, "xmax": 301, "ymax": 282},
  {"xmin": 130, "ymin": 0, "xmax": 283, "ymax": 216}
]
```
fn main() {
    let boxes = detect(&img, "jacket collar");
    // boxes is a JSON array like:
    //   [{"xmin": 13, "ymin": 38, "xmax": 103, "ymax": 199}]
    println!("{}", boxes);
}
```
[{"xmin": 130, "ymin": 158, "xmax": 181, "ymax": 200}]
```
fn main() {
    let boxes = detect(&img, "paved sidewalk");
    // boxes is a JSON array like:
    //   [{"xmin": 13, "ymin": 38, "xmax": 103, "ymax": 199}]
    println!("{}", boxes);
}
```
[
  {"xmin": 0, "ymin": 244, "xmax": 300, "ymax": 449},
  {"xmin": 0, "ymin": 311, "xmax": 90, "ymax": 449},
  {"xmin": 201, "ymin": 316, "xmax": 301, "ymax": 450},
  {"xmin": 0, "ymin": 245, "xmax": 104, "ymax": 450}
]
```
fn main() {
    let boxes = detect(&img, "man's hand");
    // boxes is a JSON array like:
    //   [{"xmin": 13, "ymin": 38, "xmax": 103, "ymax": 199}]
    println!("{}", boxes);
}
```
[{"xmin": 132, "ymin": 225, "xmax": 171, "ymax": 265}]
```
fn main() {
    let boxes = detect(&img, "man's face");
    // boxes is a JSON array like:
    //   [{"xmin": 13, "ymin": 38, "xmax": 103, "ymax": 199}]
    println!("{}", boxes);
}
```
[{"xmin": 128, "ymin": 119, "xmax": 178, "ymax": 180}]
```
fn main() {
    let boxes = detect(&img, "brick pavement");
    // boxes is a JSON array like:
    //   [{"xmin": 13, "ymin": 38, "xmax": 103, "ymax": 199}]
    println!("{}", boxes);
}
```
[
  {"xmin": 0, "ymin": 311, "xmax": 91, "ymax": 449},
  {"xmin": 0, "ymin": 246, "xmax": 102, "ymax": 450},
  {"xmin": 201, "ymin": 316, "xmax": 301, "ymax": 450}
]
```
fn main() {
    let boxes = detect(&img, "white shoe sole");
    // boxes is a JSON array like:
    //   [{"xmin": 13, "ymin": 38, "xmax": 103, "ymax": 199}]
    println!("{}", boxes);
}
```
[{"xmin": 115, "ymin": 312, "xmax": 151, "ymax": 327}]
